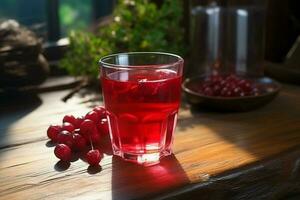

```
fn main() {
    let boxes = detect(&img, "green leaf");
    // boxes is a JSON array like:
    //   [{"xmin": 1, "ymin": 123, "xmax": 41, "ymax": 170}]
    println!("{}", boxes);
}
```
[{"xmin": 60, "ymin": 0, "xmax": 186, "ymax": 79}]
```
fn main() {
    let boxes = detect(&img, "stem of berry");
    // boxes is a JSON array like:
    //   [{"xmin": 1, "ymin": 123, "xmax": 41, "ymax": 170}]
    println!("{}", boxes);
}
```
[{"xmin": 89, "ymin": 135, "xmax": 94, "ymax": 150}]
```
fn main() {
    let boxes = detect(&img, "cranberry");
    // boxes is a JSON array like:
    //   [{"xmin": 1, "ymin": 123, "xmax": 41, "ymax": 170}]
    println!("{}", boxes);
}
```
[
  {"xmin": 201, "ymin": 82, "xmax": 211, "ymax": 89},
  {"xmin": 93, "ymin": 106, "xmax": 106, "ymax": 119},
  {"xmin": 224, "ymin": 90, "xmax": 233, "ymax": 97},
  {"xmin": 47, "ymin": 125, "xmax": 61, "ymax": 142},
  {"xmin": 238, "ymin": 79, "xmax": 252, "ymax": 92},
  {"xmin": 196, "ymin": 74, "xmax": 259, "ymax": 98},
  {"xmin": 220, "ymin": 80, "xmax": 227, "ymax": 87},
  {"xmin": 62, "ymin": 122, "xmax": 75, "ymax": 133},
  {"xmin": 86, "ymin": 149, "xmax": 102, "ymax": 166},
  {"xmin": 73, "ymin": 128, "xmax": 81, "ymax": 135},
  {"xmin": 90, "ymin": 131, "xmax": 101, "ymax": 144},
  {"xmin": 97, "ymin": 118, "xmax": 109, "ymax": 135},
  {"xmin": 80, "ymin": 119, "xmax": 96, "ymax": 138},
  {"xmin": 63, "ymin": 115, "xmax": 77, "ymax": 125},
  {"xmin": 57, "ymin": 130, "xmax": 73, "ymax": 148},
  {"xmin": 233, "ymin": 87, "xmax": 242, "ymax": 97},
  {"xmin": 220, "ymin": 87, "xmax": 229, "ymax": 96},
  {"xmin": 203, "ymin": 87, "xmax": 213, "ymax": 96},
  {"xmin": 225, "ymin": 81, "xmax": 237, "ymax": 90},
  {"xmin": 75, "ymin": 117, "xmax": 84, "ymax": 128},
  {"xmin": 85, "ymin": 111, "xmax": 99, "ymax": 123},
  {"xmin": 80, "ymin": 119, "xmax": 96, "ymax": 133},
  {"xmin": 226, "ymin": 74, "xmax": 239, "ymax": 83},
  {"xmin": 212, "ymin": 84, "xmax": 221, "ymax": 96},
  {"xmin": 73, "ymin": 133, "xmax": 86, "ymax": 151},
  {"xmin": 54, "ymin": 144, "xmax": 72, "ymax": 161},
  {"xmin": 209, "ymin": 75, "xmax": 222, "ymax": 84}
]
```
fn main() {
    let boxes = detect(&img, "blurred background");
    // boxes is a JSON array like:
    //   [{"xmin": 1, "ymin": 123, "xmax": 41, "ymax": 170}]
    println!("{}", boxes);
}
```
[
  {"xmin": 0, "ymin": 0, "xmax": 299, "ymax": 97},
  {"xmin": 0, "ymin": 0, "xmax": 114, "ymax": 39}
]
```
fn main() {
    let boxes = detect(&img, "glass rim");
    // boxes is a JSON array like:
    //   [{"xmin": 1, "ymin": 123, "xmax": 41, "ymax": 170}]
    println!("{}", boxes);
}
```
[{"xmin": 99, "ymin": 52, "xmax": 184, "ymax": 69}]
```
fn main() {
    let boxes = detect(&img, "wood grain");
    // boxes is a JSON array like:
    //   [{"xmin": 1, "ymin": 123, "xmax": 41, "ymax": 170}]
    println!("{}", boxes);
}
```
[{"xmin": 0, "ymin": 84, "xmax": 300, "ymax": 200}]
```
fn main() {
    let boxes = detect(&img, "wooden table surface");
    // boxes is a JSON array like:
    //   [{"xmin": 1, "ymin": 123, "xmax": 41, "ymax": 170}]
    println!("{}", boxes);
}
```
[{"xmin": 0, "ymin": 82, "xmax": 300, "ymax": 200}]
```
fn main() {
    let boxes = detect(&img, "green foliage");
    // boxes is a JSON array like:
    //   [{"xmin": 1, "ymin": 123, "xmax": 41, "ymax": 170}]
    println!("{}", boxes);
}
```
[
  {"xmin": 60, "ymin": 31, "xmax": 112, "ymax": 77},
  {"xmin": 59, "ymin": 0, "xmax": 91, "ymax": 36},
  {"xmin": 60, "ymin": 0, "xmax": 186, "ymax": 79}
]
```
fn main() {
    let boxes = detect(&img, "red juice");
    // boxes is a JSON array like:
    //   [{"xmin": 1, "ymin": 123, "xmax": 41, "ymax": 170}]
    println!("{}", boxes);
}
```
[{"xmin": 101, "ymin": 69, "xmax": 181, "ymax": 164}]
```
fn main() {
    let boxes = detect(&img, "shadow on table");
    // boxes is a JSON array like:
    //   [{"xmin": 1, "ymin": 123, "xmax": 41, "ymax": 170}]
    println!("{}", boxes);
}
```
[
  {"xmin": 0, "ymin": 92, "xmax": 42, "ymax": 152},
  {"xmin": 50, "ymin": 134, "xmax": 112, "ymax": 173},
  {"xmin": 111, "ymin": 154, "xmax": 189, "ymax": 200}
]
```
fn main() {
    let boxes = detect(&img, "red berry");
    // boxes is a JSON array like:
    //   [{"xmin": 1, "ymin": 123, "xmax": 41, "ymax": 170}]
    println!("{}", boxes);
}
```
[
  {"xmin": 75, "ymin": 117, "xmax": 84, "ymax": 128},
  {"xmin": 90, "ymin": 132, "xmax": 101, "ymax": 144},
  {"xmin": 93, "ymin": 106, "xmax": 107, "ymax": 119},
  {"xmin": 212, "ymin": 84, "xmax": 221, "ymax": 96},
  {"xmin": 226, "ymin": 74, "xmax": 239, "ymax": 83},
  {"xmin": 57, "ymin": 130, "xmax": 73, "ymax": 148},
  {"xmin": 238, "ymin": 79, "xmax": 252, "ymax": 92},
  {"xmin": 240, "ymin": 92, "xmax": 246, "ymax": 97},
  {"xmin": 85, "ymin": 111, "xmax": 99, "ymax": 123},
  {"xmin": 47, "ymin": 125, "xmax": 61, "ymax": 142},
  {"xmin": 224, "ymin": 90, "xmax": 233, "ymax": 97},
  {"xmin": 80, "ymin": 119, "xmax": 96, "ymax": 138},
  {"xmin": 73, "ymin": 128, "xmax": 81, "ymax": 134},
  {"xmin": 73, "ymin": 133, "xmax": 86, "ymax": 151},
  {"xmin": 225, "ymin": 82, "xmax": 236, "ymax": 91},
  {"xmin": 220, "ymin": 87, "xmax": 229, "ymax": 96},
  {"xmin": 233, "ymin": 87, "xmax": 242, "ymax": 97},
  {"xmin": 97, "ymin": 118, "xmax": 109, "ymax": 136},
  {"xmin": 62, "ymin": 122, "xmax": 75, "ymax": 133},
  {"xmin": 201, "ymin": 81, "xmax": 211, "ymax": 91},
  {"xmin": 209, "ymin": 75, "xmax": 222, "ymax": 84},
  {"xmin": 220, "ymin": 80, "xmax": 227, "ymax": 87},
  {"xmin": 54, "ymin": 144, "xmax": 72, "ymax": 161},
  {"xmin": 200, "ymin": 74, "xmax": 258, "ymax": 98},
  {"xmin": 63, "ymin": 115, "xmax": 77, "ymax": 125},
  {"xmin": 203, "ymin": 87, "xmax": 213, "ymax": 96},
  {"xmin": 86, "ymin": 149, "xmax": 102, "ymax": 166}
]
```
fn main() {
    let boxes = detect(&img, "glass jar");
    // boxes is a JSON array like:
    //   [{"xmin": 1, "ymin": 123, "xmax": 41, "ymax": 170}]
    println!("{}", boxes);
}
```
[{"xmin": 189, "ymin": 0, "xmax": 267, "ymax": 78}]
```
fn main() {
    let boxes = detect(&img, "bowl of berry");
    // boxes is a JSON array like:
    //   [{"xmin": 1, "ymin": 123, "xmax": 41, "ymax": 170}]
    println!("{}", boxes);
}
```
[{"xmin": 182, "ymin": 74, "xmax": 281, "ymax": 112}]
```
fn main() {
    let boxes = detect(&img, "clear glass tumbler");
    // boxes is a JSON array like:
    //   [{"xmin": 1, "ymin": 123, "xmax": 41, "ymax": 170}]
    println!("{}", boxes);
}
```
[{"xmin": 100, "ymin": 52, "xmax": 184, "ymax": 165}]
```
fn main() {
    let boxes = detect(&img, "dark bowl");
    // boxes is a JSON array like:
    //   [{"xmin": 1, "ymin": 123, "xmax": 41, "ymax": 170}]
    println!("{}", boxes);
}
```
[
  {"xmin": 182, "ymin": 76, "xmax": 281, "ymax": 112},
  {"xmin": 265, "ymin": 61, "xmax": 300, "ymax": 85}
]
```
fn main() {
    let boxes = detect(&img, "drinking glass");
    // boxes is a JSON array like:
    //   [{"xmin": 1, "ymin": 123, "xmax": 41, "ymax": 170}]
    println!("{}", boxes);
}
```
[{"xmin": 100, "ymin": 52, "xmax": 184, "ymax": 165}]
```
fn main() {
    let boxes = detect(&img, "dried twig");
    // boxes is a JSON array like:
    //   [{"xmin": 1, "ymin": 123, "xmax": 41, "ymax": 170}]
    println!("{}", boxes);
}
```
[{"xmin": 61, "ymin": 80, "xmax": 90, "ymax": 102}]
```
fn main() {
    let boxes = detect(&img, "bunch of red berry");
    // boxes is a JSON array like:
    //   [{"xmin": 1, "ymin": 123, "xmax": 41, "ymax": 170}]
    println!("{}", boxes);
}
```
[
  {"xmin": 195, "ymin": 74, "xmax": 259, "ymax": 97},
  {"xmin": 46, "ymin": 106, "xmax": 109, "ymax": 166}
]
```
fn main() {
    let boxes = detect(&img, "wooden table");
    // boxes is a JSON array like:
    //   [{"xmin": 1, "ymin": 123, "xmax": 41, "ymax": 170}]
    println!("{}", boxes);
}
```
[{"xmin": 0, "ymin": 82, "xmax": 300, "ymax": 200}]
